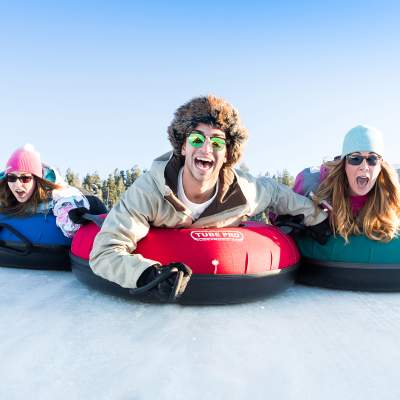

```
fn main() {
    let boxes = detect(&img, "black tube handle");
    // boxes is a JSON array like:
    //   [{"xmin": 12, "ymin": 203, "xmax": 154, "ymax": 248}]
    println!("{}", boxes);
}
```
[
  {"xmin": 128, "ymin": 267, "xmax": 178, "ymax": 296},
  {"xmin": 0, "ymin": 223, "xmax": 33, "ymax": 256}
]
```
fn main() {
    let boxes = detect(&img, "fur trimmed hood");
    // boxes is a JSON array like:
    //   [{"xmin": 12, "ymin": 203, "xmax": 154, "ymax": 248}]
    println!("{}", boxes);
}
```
[{"xmin": 167, "ymin": 95, "xmax": 248, "ymax": 167}]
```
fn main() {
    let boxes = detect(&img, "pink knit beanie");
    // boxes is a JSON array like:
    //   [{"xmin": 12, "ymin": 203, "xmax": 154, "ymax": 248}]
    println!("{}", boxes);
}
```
[{"xmin": 5, "ymin": 144, "xmax": 43, "ymax": 178}]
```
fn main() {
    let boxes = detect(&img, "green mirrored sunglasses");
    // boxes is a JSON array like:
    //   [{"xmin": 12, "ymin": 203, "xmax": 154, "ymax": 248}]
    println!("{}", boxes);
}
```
[{"xmin": 187, "ymin": 131, "xmax": 226, "ymax": 151}]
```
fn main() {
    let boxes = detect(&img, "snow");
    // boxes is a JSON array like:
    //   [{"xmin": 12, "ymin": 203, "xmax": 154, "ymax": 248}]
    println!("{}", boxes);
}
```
[{"xmin": 1, "ymin": 268, "xmax": 400, "ymax": 400}]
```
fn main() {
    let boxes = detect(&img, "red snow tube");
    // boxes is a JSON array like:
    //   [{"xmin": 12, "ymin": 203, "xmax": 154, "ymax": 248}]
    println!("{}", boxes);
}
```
[{"xmin": 70, "ymin": 216, "xmax": 300, "ymax": 304}]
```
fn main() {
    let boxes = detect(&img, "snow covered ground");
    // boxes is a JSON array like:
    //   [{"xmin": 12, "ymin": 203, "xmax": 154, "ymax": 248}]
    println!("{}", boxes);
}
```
[{"xmin": 1, "ymin": 267, "xmax": 399, "ymax": 400}]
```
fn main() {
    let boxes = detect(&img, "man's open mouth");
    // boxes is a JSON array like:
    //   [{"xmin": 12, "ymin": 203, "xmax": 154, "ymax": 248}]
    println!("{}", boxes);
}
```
[{"xmin": 195, "ymin": 157, "xmax": 214, "ymax": 170}]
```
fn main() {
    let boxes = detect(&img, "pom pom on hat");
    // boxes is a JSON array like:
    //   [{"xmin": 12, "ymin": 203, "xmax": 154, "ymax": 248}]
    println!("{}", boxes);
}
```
[
  {"xmin": 341, "ymin": 125, "xmax": 384, "ymax": 158},
  {"xmin": 5, "ymin": 144, "xmax": 43, "ymax": 178}
]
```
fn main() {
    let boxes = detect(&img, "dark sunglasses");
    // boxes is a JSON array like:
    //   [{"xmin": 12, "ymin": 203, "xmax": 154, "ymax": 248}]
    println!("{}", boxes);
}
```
[
  {"xmin": 346, "ymin": 154, "xmax": 381, "ymax": 166},
  {"xmin": 6, "ymin": 174, "xmax": 34, "ymax": 183},
  {"xmin": 187, "ymin": 131, "xmax": 226, "ymax": 151}
]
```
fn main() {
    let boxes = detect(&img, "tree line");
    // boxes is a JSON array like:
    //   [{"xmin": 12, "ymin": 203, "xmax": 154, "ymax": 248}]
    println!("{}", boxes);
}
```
[
  {"xmin": 65, "ymin": 166, "xmax": 142, "ymax": 209},
  {"xmin": 65, "ymin": 164, "xmax": 294, "ymax": 210}
]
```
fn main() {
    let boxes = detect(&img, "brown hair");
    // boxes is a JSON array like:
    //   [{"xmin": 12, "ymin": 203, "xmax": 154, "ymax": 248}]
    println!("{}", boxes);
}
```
[
  {"xmin": 314, "ymin": 159, "xmax": 400, "ymax": 242},
  {"xmin": 0, "ymin": 176, "xmax": 61, "ymax": 216}
]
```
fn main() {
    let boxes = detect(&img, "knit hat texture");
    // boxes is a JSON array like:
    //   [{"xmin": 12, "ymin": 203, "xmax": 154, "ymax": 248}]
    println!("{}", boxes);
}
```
[
  {"xmin": 341, "ymin": 125, "xmax": 384, "ymax": 158},
  {"xmin": 5, "ymin": 144, "xmax": 43, "ymax": 177}
]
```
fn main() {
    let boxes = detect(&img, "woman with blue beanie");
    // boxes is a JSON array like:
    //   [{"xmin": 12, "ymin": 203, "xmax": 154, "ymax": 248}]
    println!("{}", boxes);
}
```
[{"xmin": 293, "ymin": 125, "xmax": 400, "ymax": 242}]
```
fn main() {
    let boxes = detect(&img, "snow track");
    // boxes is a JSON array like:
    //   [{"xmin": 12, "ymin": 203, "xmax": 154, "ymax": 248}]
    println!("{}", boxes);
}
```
[{"xmin": 1, "ymin": 268, "xmax": 399, "ymax": 400}]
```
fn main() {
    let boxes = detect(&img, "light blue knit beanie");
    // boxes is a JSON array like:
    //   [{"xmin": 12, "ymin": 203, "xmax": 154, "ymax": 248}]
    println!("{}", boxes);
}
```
[{"xmin": 341, "ymin": 124, "xmax": 384, "ymax": 158}]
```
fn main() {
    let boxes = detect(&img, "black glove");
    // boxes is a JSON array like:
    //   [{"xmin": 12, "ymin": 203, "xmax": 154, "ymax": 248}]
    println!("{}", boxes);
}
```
[
  {"xmin": 68, "ymin": 207, "xmax": 91, "ymax": 224},
  {"xmin": 134, "ymin": 262, "xmax": 192, "ymax": 303},
  {"xmin": 305, "ymin": 217, "xmax": 332, "ymax": 245},
  {"xmin": 273, "ymin": 214, "xmax": 306, "ymax": 235},
  {"xmin": 274, "ymin": 214, "xmax": 332, "ymax": 245},
  {"xmin": 85, "ymin": 195, "xmax": 108, "ymax": 214}
]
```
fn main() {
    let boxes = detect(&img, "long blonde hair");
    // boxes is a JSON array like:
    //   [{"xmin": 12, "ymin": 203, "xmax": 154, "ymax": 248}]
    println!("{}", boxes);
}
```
[
  {"xmin": 0, "ymin": 176, "xmax": 61, "ymax": 216},
  {"xmin": 314, "ymin": 159, "xmax": 400, "ymax": 242}
]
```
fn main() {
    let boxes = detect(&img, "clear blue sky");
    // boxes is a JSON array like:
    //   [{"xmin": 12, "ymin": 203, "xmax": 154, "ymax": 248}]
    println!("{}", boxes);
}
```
[{"xmin": 1, "ymin": 0, "xmax": 400, "ymax": 179}]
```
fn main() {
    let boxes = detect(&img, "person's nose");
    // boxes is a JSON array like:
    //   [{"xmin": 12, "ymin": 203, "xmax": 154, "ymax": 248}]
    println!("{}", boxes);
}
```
[
  {"xmin": 359, "ymin": 159, "xmax": 370, "ymax": 170},
  {"xmin": 201, "ymin": 138, "xmax": 214, "ymax": 153},
  {"xmin": 14, "ymin": 179, "xmax": 24, "ymax": 188}
]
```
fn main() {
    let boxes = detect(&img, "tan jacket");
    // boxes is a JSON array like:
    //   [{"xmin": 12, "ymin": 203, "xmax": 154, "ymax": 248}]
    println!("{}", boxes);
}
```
[{"xmin": 90, "ymin": 153, "xmax": 326, "ymax": 288}]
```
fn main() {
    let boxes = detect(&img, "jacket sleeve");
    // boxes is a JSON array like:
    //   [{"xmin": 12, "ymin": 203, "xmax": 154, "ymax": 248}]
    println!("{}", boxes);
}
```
[
  {"xmin": 89, "ymin": 175, "xmax": 162, "ymax": 289},
  {"xmin": 252, "ymin": 176, "xmax": 327, "ymax": 226},
  {"xmin": 52, "ymin": 186, "xmax": 90, "ymax": 238}
]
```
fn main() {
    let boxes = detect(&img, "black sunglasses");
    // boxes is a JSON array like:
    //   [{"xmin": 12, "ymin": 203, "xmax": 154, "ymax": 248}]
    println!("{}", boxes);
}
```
[
  {"xmin": 346, "ymin": 154, "xmax": 381, "ymax": 166},
  {"xmin": 6, "ymin": 174, "xmax": 34, "ymax": 183}
]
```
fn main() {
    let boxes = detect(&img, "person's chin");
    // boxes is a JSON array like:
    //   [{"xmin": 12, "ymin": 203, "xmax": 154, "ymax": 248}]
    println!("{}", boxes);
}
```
[
  {"xmin": 192, "ymin": 164, "xmax": 213, "ymax": 178},
  {"xmin": 352, "ymin": 188, "xmax": 371, "ymax": 197},
  {"xmin": 14, "ymin": 194, "xmax": 31, "ymax": 203}
]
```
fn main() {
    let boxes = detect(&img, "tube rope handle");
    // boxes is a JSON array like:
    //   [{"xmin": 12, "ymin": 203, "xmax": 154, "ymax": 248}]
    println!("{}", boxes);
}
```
[
  {"xmin": 128, "ymin": 267, "xmax": 179, "ymax": 295},
  {"xmin": 129, "ymin": 265, "xmax": 192, "ymax": 302},
  {"xmin": 0, "ymin": 223, "xmax": 33, "ymax": 256}
]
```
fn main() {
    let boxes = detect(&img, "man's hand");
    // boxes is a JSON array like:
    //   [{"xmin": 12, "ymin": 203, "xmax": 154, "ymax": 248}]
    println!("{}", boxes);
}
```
[
  {"xmin": 273, "ymin": 214, "xmax": 305, "ymax": 234},
  {"xmin": 306, "ymin": 218, "xmax": 332, "ymax": 245},
  {"xmin": 274, "ymin": 213, "xmax": 332, "ymax": 245},
  {"xmin": 135, "ymin": 263, "xmax": 192, "ymax": 303}
]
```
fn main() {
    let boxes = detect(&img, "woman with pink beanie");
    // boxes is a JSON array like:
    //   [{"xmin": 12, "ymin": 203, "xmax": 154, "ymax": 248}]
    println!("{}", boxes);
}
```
[{"xmin": 0, "ymin": 144, "xmax": 90, "ymax": 238}]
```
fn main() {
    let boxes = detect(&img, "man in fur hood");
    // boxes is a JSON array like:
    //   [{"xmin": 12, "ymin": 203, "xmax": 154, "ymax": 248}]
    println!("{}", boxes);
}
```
[
  {"xmin": 168, "ymin": 95, "xmax": 247, "ymax": 168},
  {"xmin": 88, "ymin": 95, "xmax": 328, "ymax": 303}
]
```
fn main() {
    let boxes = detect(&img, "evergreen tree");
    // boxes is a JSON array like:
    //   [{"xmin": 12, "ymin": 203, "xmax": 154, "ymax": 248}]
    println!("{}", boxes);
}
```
[
  {"xmin": 119, "ymin": 170, "xmax": 127, "ymax": 188},
  {"xmin": 82, "ymin": 172, "xmax": 103, "ymax": 198},
  {"xmin": 126, "ymin": 165, "xmax": 141, "ymax": 187},
  {"xmin": 270, "ymin": 170, "xmax": 294, "ymax": 186},
  {"xmin": 281, "ymin": 169, "xmax": 294, "ymax": 187},
  {"xmin": 106, "ymin": 174, "xmax": 117, "ymax": 208},
  {"xmin": 101, "ymin": 180, "xmax": 110, "ymax": 207},
  {"xmin": 65, "ymin": 168, "xmax": 81, "ymax": 188}
]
